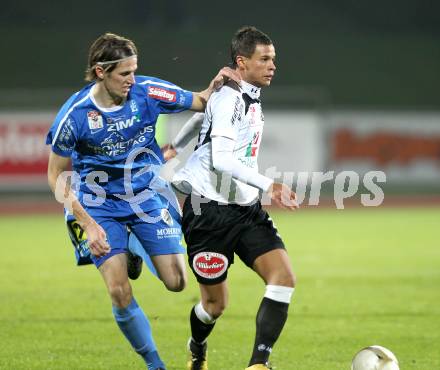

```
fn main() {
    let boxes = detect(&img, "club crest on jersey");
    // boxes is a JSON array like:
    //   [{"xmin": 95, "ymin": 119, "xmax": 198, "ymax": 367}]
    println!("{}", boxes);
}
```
[
  {"xmin": 87, "ymin": 110, "xmax": 104, "ymax": 130},
  {"xmin": 148, "ymin": 86, "xmax": 176, "ymax": 102},
  {"xmin": 193, "ymin": 252, "xmax": 228, "ymax": 279},
  {"xmin": 160, "ymin": 209, "xmax": 173, "ymax": 226}
]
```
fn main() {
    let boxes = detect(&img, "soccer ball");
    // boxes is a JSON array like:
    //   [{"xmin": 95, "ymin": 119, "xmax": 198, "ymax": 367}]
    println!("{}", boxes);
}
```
[{"xmin": 351, "ymin": 345, "xmax": 399, "ymax": 370}]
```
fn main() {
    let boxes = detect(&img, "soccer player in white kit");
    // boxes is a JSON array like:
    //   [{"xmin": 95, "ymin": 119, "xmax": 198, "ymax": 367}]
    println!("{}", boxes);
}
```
[{"xmin": 170, "ymin": 26, "xmax": 299, "ymax": 370}]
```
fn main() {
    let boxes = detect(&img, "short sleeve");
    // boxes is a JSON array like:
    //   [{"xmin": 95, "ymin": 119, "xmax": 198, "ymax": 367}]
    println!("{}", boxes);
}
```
[
  {"xmin": 46, "ymin": 115, "xmax": 78, "ymax": 157},
  {"xmin": 210, "ymin": 92, "xmax": 244, "ymax": 141},
  {"xmin": 140, "ymin": 77, "xmax": 193, "ymax": 114}
]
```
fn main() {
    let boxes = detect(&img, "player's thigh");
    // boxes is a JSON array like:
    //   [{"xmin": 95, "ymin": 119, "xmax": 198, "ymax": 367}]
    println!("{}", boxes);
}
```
[
  {"xmin": 130, "ymin": 208, "xmax": 185, "ymax": 257},
  {"xmin": 99, "ymin": 252, "xmax": 129, "ymax": 286},
  {"xmin": 98, "ymin": 253, "xmax": 132, "ymax": 306},
  {"xmin": 130, "ymin": 208, "xmax": 186, "ymax": 290},
  {"xmin": 90, "ymin": 216, "xmax": 129, "ymax": 268},
  {"xmin": 235, "ymin": 204, "xmax": 286, "ymax": 271},
  {"xmin": 252, "ymin": 248, "xmax": 296, "ymax": 287},
  {"xmin": 182, "ymin": 197, "xmax": 240, "ymax": 286}
]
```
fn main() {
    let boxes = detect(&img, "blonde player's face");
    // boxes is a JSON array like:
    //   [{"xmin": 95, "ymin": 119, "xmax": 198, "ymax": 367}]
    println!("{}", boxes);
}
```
[
  {"xmin": 103, "ymin": 56, "xmax": 138, "ymax": 101},
  {"xmin": 241, "ymin": 44, "xmax": 276, "ymax": 87}
]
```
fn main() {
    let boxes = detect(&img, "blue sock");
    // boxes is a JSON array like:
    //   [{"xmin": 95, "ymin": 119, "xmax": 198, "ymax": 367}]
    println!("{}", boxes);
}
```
[{"xmin": 113, "ymin": 298, "xmax": 165, "ymax": 370}]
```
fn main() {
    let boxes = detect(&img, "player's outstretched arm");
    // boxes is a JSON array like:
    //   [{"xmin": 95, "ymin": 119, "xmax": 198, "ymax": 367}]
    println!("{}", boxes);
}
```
[
  {"xmin": 47, "ymin": 151, "xmax": 110, "ymax": 257},
  {"xmin": 190, "ymin": 67, "xmax": 241, "ymax": 111}
]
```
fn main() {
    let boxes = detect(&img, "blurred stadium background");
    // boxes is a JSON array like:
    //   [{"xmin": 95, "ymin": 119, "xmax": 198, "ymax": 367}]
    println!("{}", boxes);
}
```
[{"xmin": 0, "ymin": 1, "xmax": 439, "ymax": 369}]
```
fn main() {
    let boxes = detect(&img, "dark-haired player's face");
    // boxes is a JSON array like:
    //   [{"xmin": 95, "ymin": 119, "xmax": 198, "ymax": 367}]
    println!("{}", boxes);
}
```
[
  {"xmin": 103, "ymin": 56, "xmax": 138, "ymax": 101},
  {"xmin": 241, "ymin": 44, "xmax": 276, "ymax": 87}
]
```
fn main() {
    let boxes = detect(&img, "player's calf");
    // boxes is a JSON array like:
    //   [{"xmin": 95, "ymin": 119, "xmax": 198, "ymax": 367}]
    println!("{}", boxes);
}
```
[
  {"xmin": 187, "ymin": 302, "xmax": 216, "ymax": 370},
  {"xmin": 248, "ymin": 285, "xmax": 294, "ymax": 367}
]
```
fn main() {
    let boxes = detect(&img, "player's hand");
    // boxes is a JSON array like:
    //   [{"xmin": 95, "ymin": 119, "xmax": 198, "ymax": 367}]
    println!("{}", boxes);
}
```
[
  {"xmin": 161, "ymin": 143, "xmax": 178, "ymax": 162},
  {"xmin": 196, "ymin": 67, "xmax": 241, "ymax": 111},
  {"xmin": 211, "ymin": 67, "xmax": 241, "ymax": 91},
  {"xmin": 267, "ymin": 182, "xmax": 299, "ymax": 211},
  {"xmin": 83, "ymin": 220, "xmax": 110, "ymax": 257}
]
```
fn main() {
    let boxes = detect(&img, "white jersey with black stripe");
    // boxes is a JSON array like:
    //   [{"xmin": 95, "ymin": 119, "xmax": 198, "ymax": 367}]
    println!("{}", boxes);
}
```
[{"xmin": 173, "ymin": 80, "xmax": 265, "ymax": 204}]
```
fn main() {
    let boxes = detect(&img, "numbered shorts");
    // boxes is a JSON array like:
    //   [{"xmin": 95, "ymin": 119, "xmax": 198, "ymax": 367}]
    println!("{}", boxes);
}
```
[
  {"xmin": 66, "ymin": 214, "xmax": 94, "ymax": 265},
  {"xmin": 68, "ymin": 207, "xmax": 184, "ymax": 268},
  {"xmin": 182, "ymin": 196, "xmax": 285, "ymax": 285}
]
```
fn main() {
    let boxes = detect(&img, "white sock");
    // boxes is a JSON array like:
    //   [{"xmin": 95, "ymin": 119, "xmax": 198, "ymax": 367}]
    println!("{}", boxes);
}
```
[
  {"xmin": 194, "ymin": 302, "xmax": 216, "ymax": 324},
  {"xmin": 264, "ymin": 285, "xmax": 295, "ymax": 304}
]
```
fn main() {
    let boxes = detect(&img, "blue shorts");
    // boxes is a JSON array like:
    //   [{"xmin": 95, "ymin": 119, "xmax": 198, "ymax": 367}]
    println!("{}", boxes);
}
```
[{"xmin": 90, "ymin": 207, "xmax": 185, "ymax": 268}]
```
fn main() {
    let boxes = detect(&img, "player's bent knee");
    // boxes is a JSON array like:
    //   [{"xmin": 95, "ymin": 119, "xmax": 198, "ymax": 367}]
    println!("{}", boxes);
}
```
[
  {"xmin": 283, "ymin": 272, "xmax": 296, "ymax": 288},
  {"xmin": 162, "ymin": 272, "xmax": 187, "ymax": 292},
  {"xmin": 163, "ymin": 278, "xmax": 186, "ymax": 292},
  {"xmin": 286, "ymin": 271, "xmax": 297, "ymax": 288},
  {"xmin": 204, "ymin": 298, "xmax": 227, "ymax": 319},
  {"xmin": 108, "ymin": 281, "xmax": 133, "ymax": 308},
  {"xmin": 209, "ymin": 304, "xmax": 226, "ymax": 319},
  {"xmin": 268, "ymin": 270, "xmax": 296, "ymax": 288}
]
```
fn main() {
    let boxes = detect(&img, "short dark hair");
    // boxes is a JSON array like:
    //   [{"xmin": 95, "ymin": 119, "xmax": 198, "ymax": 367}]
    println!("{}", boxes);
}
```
[
  {"xmin": 230, "ymin": 26, "xmax": 272, "ymax": 68},
  {"xmin": 85, "ymin": 33, "xmax": 138, "ymax": 82}
]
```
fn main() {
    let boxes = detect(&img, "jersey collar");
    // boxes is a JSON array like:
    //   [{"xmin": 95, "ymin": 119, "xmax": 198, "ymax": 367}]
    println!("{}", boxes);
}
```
[
  {"xmin": 90, "ymin": 84, "xmax": 125, "ymax": 113},
  {"xmin": 240, "ymin": 80, "xmax": 261, "ymax": 100}
]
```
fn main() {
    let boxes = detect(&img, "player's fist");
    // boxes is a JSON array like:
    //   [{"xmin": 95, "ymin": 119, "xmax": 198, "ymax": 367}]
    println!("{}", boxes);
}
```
[
  {"xmin": 267, "ymin": 182, "xmax": 299, "ymax": 211},
  {"xmin": 83, "ymin": 220, "xmax": 110, "ymax": 257},
  {"xmin": 161, "ymin": 143, "xmax": 178, "ymax": 162}
]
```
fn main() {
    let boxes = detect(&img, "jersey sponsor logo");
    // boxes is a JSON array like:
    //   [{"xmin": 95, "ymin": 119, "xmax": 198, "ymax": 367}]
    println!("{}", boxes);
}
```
[
  {"xmin": 107, "ymin": 115, "xmax": 142, "ymax": 132},
  {"xmin": 102, "ymin": 131, "xmax": 125, "ymax": 144},
  {"xmin": 87, "ymin": 110, "xmax": 104, "ymax": 130},
  {"xmin": 193, "ymin": 252, "xmax": 228, "ymax": 279},
  {"xmin": 99, "ymin": 125, "xmax": 154, "ymax": 156},
  {"xmin": 148, "ymin": 86, "xmax": 176, "ymax": 102},
  {"xmin": 156, "ymin": 227, "xmax": 180, "ymax": 239},
  {"xmin": 231, "ymin": 96, "xmax": 243, "ymax": 125}
]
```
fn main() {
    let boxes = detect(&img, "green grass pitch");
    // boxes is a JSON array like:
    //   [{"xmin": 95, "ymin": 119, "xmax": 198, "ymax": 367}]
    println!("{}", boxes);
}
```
[{"xmin": 0, "ymin": 208, "xmax": 439, "ymax": 370}]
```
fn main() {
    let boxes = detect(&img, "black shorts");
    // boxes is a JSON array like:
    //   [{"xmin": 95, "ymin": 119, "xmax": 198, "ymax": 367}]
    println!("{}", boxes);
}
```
[{"xmin": 182, "ymin": 195, "xmax": 285, "ymax": 285}]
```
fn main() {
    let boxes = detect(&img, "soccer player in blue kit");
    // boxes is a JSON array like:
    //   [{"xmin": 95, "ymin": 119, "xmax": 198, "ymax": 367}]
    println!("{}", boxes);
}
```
[{"xmin": 46, "ymin": 33, "xmax": 239, "ymax": 370}]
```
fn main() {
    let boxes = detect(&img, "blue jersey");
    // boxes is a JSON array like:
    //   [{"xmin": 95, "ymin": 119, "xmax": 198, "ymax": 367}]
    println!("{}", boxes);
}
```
[{"xmin": 47, "ymin": 75, "xmax": 193, "ymax": 217}]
